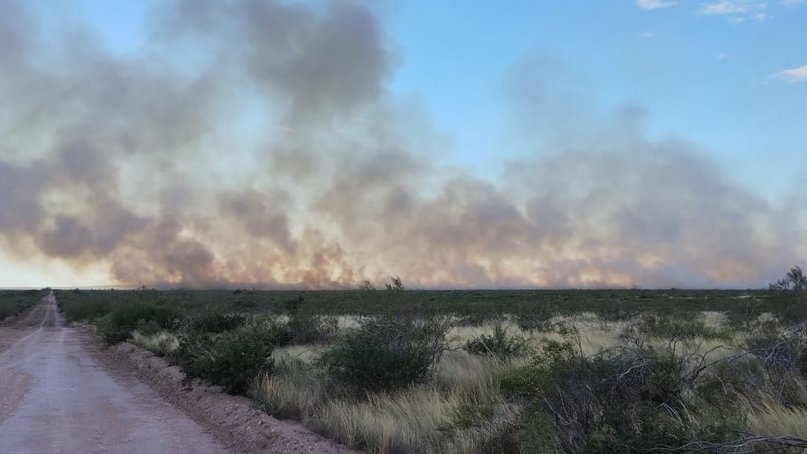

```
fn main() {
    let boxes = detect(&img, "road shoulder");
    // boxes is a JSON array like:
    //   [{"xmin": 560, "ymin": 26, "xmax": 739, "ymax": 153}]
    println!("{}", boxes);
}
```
[{"xmin": 89, "ymin": 333, "xmax": 356, "ymax": 454}]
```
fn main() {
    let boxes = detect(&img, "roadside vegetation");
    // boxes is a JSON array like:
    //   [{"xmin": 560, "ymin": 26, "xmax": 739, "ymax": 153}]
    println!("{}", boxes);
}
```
[
  {"xmin": 54, "ymin": 269, "xmax": 807, "ymax": 453},
  {"xmin": 0, "ymin": 289, "xmax": 48, "ymax": 320}
]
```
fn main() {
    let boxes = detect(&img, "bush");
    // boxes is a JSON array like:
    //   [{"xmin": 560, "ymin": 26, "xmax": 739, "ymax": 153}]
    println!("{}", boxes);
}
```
[
  {"xmin": 596, "ymin": 303, "xmax": 634, "ymax": 322},
  {"xmin": 499, "ymin": 325, "xmax": 744, "ymax": 452},
  {"xmin": 637, "ymin": 314, "xmax": 731, "ymax": 341},
  {"xmin": 59, "ymin": 299, "xmax": 111, "ymax": 322},
  {"xmin": 746, "ymin": 323, "xmax": 807, "ymax": 404},
  {"xmin": 173, "ymin": 325, "xmax": 274, "ymax": 394},
  {"xmin": 781, "ymin": 302, "xmax": 807, "ymax": 324},
  {"xmin": 319, "ymin": 329, "xmax": 432, "ymax": 392},
  {"xmin": 0, "ymin": 290, "xmax": 44, "ymax": 319},
  {"xmin": 97, "ymin": 301, "xmax": 179, "ymax": 343},
  {"xmin": 287, "ymin": 313, "xmax": 338, "ymax": 345},
  {"xmin": 770, "ymin": 266, "xmax": 807, "ymax": 291},
  {"xmin": 725, "ymin": 299, "xmax": 765, "ymax": 329},
  {"xmin": 135, "ymin": 319, "xmax": 163, "ymax": 336},
  {"xmin": 242, "ymin": 319, "xmax": 295, "ymax": 347},
  {"xmin": 485, "ymin": 407, "xmax": 556, "ymax": 454},
  {"xmin": 455, "ymin": 313, "xmax": 501, "ymax": 327},
  {"xmin": 385, "ymin": 276, "xmax": 405, "ymax": 291},
  {"xmin": 464, "ymin": 324, "xmax": 529, "ymax": 359},
  {"xmin": 186, "ymin": 312, "xmax": 246, "ymax": 333},
  {"xmin": 514, "ymin": 314, "xmax": 553, "ymax": 333},
  {"xmin": 318, "ymin": 316, "xmax": 449, "ymax": 393}
]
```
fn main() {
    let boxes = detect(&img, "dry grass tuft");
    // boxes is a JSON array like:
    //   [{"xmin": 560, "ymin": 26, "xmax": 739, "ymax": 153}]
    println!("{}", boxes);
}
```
[
  {"xmin": 273, "ymin": 344, "xmax": 324, "ymax": 363},
  {"xmin": 745, "ymin": 378, "xmax": 807, "ymax": 438},
  {"xmin": 314, "ymin": 387, "xmax": 453, "ymax": 453},
  {"xmin": 255, "ymin": 346, "xmax": 522, "ymax": 453},
  {"xmin": 747, "ymin": 403, "xmax": 807, "ymax": 439},
  {"xmin": 131, "ymin": 330, "xmax": 179, "ymax": 355}
]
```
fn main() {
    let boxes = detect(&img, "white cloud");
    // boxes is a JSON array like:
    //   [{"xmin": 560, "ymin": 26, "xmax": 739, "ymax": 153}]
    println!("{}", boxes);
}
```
[
  {"xmin": 772, "ymin": 64, "xmax": 807, "ymax": 82},
  {"xmin": 700, "ymin": 0, "xmax": 750, "ymax": 14},
  {"xmin": 637, "ymin": 0, "xmax": 678, "ymax": 10},
  {"xmin": 641, "ymin": 31, "xmax": 655, "ymax": 39},
  {"xmin": 699, "ymin": 1, "xmax": 769, "ymax": 21}
]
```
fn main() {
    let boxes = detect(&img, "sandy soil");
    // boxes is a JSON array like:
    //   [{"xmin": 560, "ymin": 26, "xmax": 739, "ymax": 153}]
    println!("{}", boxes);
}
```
[
  {"xmin": 0, "ymin": 293, "xmax": 230, "ymax": 453},
  {"xmin": 102, "ymin": 342, "xmax": 355, "ymax": 454},
  {"xmin": 0, "ymin": 300, "xmax": 46, "ymax": 353}
]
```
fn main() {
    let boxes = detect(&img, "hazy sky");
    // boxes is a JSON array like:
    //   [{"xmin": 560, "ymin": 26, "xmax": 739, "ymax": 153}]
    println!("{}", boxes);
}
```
[{"xmin": 1, "ymin": 0, "xmax": 805, "ymax": 288}]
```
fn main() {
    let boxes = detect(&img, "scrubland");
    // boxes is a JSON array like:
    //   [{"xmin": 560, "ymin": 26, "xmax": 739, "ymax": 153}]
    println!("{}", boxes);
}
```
[
  {"xmin": 55, "ymin": 284, "xmax": 807, "ymax": 453},
  {"xmin": 0, "ymin": 289, "xmax": 47, "ymax": 320}
]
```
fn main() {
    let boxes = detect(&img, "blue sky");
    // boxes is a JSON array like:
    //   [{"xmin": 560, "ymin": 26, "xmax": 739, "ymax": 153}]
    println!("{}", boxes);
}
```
[
  {"xmin": 1, "ymin": 0, "xmax": 806, "ymax": 288},
  {"xmin": 60, "ymin": 1, "xmax": 807, "ymax": 161},
  {"xmin": 384, "ymin": 1, "xmax": 807, "ymax": 196},
  {"xmin": 57, "ymin": 0, "xmax": 807, "ymax": 193}
]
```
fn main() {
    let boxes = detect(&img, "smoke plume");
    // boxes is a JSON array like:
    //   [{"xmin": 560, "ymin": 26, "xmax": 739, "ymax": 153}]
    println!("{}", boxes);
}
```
[{"xmin": 0, "ymin": 0, "xmax": 804, "ymax": 288}]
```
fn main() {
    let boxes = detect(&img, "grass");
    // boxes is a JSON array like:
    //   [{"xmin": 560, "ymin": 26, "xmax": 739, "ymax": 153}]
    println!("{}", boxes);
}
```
[
  {"xmin": 52, "ymin": 287, "xmax": 806, "ymax": 321},
  {"xmin": 131, "ymin": 330, "xmax": 179, "ymax": 356},
  {"xmin": 0, "ymin": 289, "xmax": 47, "ymax": 320},
  {"xmin": 259, "ymin": 356, "xmax": 518, "ymax": 453},
  {"xmin": 53, "ymin": 288, "xmax": 807, "ymax": 452}
]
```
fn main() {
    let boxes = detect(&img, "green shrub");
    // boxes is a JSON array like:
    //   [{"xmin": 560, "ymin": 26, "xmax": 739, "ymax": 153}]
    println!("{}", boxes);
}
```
[
  {"xmin": 595, "ymin": 303, "xmax": 634, "ymax": 322},
  {"xmin": 318, "ymin": 316, "xmax": 449, "ymax": 393},
  {"xmin": 135, "ymin": 319, "xmax": 163, "ymax": 336},
  {"xmin": 769, "ymin": 266, "xmax": 807, "ymax": 324},
  {"xmin": 318, "ymin": 329, "xmax": 432, "ymax": 392},
  {"xmin": 780, "ymin": 302, "xmax": 807, "ymax": 324},
  {"xmin": 446, "ymin": 399, "xmax": 495, "ymax": 430},
  {"xmin": 725, "ymin": 299, "xmax": 765, "ymax": 329},
  {"xmin": 493, "ymin": 407, "xmax": 556, "ymax": 454},
  {"xmin": 250, "ymin": 319, "xmax": 295, "ymax": 346},
  {"xmin": 637, "ymin": 314, "xmax": 730, "ymax": 340},
  {"xmin": 498, "ymin": 326, "xmax": 743, "ymax": 452},
  {"xmin": 60, "ymin": 299, "xmax": 111, "ymax": 322},
  {"xmin": 173, "ymin": 325, "xmax": 274, "ymax": 394},
  {"xmin": 746, "ymin": 324, "xmax": 807, "ymax": 404},
  {"xmin": 464, "ymin": 324, "xmax": 529, "ymax": 359},
  {"xmin": 455, "ymin": 313, "xmax": 501, "ymax": 327},
  {"xmin": 287, "ymin": 313, "xmax": 338, "ymax": 344},
  {"xmin": 0, "ymin": 290, "xmax": 43, "ymax": 319},
  {"xmin": 186, "ymin": 312, "xmax": 246, "ymax": 333},
  {"xmin": 97, "ymin": 301, "xmax": 180, "ymax": 343},
  {"xmin": 515, "ymin": 305, "xmax": 554, "ymax": 331}
]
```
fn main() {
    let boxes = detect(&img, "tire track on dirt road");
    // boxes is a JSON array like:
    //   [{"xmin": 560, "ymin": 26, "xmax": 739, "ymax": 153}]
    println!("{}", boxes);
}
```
[{"xmin": 0, "ymin": 292, "xmax": 231, "ymax": 453}]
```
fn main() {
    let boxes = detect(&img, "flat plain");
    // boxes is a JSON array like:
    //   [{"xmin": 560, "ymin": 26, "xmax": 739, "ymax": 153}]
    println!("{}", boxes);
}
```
[{"xmin": 42, "ymin": 286, "xmax": 807, "ymax": 453}]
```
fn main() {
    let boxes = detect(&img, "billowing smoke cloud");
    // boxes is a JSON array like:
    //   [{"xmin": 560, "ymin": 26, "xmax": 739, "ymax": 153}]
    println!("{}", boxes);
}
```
[{"xmin": 0, "ymin": 0, "xmax": 804, "ymax": 288}]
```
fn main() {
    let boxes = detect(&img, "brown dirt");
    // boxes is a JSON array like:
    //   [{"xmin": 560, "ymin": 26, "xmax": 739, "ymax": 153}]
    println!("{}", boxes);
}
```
[
  {"xmin": 0, "ymin": 301, "xmax": 48, "ymax": 353},
  {"xmin": 0, "ymin": 292, "xmax": 355, "ymax": 453},
  {"xmin": 99, "ymin": 341, "xmax": 357, "ymax": 454},
  {"xmin": 0, "ymin": 301, "xmax": 49, "ymax": 424},
  {"xmin": 0, "ymin": 293, "xmax": 230, "ymax": 453}
]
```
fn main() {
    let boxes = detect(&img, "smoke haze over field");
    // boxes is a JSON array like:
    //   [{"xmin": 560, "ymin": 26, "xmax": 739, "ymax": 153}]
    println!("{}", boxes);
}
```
[{"xmin": 1, "ymin": 0, "xmax": 805, "ymax": 288}]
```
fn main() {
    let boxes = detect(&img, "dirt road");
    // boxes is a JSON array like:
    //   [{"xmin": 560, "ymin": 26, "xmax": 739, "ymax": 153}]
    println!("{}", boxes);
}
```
[{"xmin": 0, "ymin": 293, "xmax": 230, "ymax": 453}]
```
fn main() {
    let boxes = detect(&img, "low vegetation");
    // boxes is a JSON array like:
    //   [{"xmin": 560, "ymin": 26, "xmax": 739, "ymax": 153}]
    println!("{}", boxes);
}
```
[
  {"xmin": 172, "ymin": 322, "xmax": 275, "ymax": 394},
  {"xmin": 318, "ymin": 316, "xmax": 449, "ymax": 393},
  {"xmin": 0, "ymin": 289, "xmax": 48, "ymax": 320},
  {"xmin": 51, "ymin": 268, "xmax": 807, "ymax": 452},
  {"xmin": 464, "ymin": 323, "xmax": 530, "ymax": 359}
]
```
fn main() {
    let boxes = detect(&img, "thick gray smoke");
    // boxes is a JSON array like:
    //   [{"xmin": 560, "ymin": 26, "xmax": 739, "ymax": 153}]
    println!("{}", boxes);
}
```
[{"xmin": 0, "ymin": 0, "xmax": 804, "ymax": 288}]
